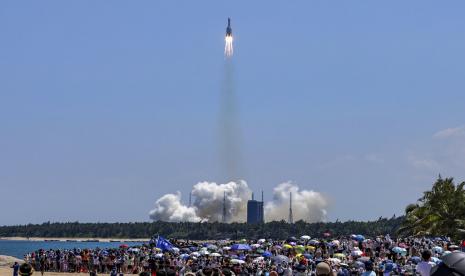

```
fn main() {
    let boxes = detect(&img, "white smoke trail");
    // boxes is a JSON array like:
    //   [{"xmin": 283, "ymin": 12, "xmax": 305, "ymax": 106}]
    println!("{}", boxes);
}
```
[
  {"xmin": 264, "ymin": 182, "xmax": 328, "ymax": 223},
  {"xmin": 149, "ymin": 181, "xmax": 328, "ymax": 223}
]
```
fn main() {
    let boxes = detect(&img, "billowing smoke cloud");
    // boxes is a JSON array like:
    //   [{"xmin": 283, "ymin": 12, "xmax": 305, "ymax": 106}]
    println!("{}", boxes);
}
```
[
  {"xmin": 149, "ymin": 192, "xmax": 201, "ymax": 222},
  {"xmin": 149, "ymin": 181, "xmax": 328, "ymax": 223},
  {"xmin": 192, "ymin": 180, "xmax": 250, "ymax": 222},
  {"xmin": 149, "ymin": 181, "xmax": 250, "ymax": 222},
  {"xmin": 265, "ymin": 182, "xmax": 328, "ymax": 223}
]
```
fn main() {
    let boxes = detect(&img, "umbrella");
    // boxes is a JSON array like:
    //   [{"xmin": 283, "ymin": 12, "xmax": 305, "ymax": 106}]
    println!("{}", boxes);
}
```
[
  {"xmin": 309, "ymin": 239, "xmax": 320, "ymax": 245},
  {"xmin": 283, "ymin": 244, "xmax": 293, "ymax": 249},
  {"xmin": 443, "ymin": 251, "xmax": 452, "ymax": 256},
  {"xmin": 355, "ymin": 235, "xmax": 365, "ymax": 242},
  {"xmin": 231, "ymin": 259, "xmax": 245, "ymax": 264},
  {"xmin": 180, "ymin": 253, "xmax": 190, "ymax": 259},
  {"xmin": 210, "ymin": 253, "xmax": 221, "ymax": 257},
  {"xmin": 256, "ymin": 249, "xmax": 264, "ymax": 254},
  {"xmin": 258, "ymin": 239, "xmax": 266, "ymax": 243},
  {"xmin": 223, "ymin": 246, "xmax": 231, "ymax": 251},
  {"xmin": 295, "ymin": 245, "xmax": 305, "ymax": 253},
  {"xmin": 272, "ymin": 255, "xmax": 290, "ymax": 264},
  {"xmin": 155, "ymin": 253, "xmax": 163, "ymax": 258},
  {"xmin": 262, "ymin": 251, "xmax": 272, "ymax": 257},
  {"xmin": 231, "ymin": 244, "xmax": 251, "ymax": 251},
  {"xmin": 430, "ymin": 252, "xmax": 465, "ymax": 276},
  {"xmin": 287, "ymin": 237, "xmax": 298, "ymax": 242},
  {"xmin": 392, "ymin": 247, "xmax": 407, "ymax": 254},
  {"xmin": 251, "ymin": 244, "xmax": 261, "ymax": 249},
  {"xmin": 307, "ymin": 245, "xmax": 316, "ymax": 252},
  {"xmin": 190, "ymin": 252, "xmax": 200, "ymax": 257},
  {"xmin": 207, "ymin": 244, "xmax": 218, "ymax": 251},
  {"xmin": 358, "ymin": 256, "xmax": 370, "ymax": 262},
  {"xmin": 330, "ymin": 240, "xmax": 340, "ymax": 247},
  {"xmin": 329, "ymin": 258, "xmax": 341, "ymax": 264},
  {"xmin": 354, "ymin": 261, "xmax": 365, "ymax": 268},
  {"xmin": 431, "ymin": 257, "xmax": 441, "ymax": 264},
  {"xmin": 334, "ymin": 253, "xmax": 345, "ymax": 259},
  {"xmin": 351, "ymin": 250, "xmax": 363, "ymax": 257},
  {"xmin": 433, "ymin": 246, "xmax": 444, "ymax": 253},
  {"xmin": 410, "ymin": 256, "xmax": 421, "ymax": 264},
  {"xmin": 300, "ymin": 235, "xmax": 311, "ymax": 240},
  {"xmin": 303, "ymin": 253, "xmax": 313, "ymax": 259}
]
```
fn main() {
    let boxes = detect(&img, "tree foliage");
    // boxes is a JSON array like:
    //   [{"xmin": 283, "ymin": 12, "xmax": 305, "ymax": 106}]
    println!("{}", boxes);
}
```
[
  {"xmin": 0, "ymin": 217, "xmax": 404, "ymax": 240},
  {"xmin": 398, "ymin": 176, "xmax": 465, "ymax": 239}
]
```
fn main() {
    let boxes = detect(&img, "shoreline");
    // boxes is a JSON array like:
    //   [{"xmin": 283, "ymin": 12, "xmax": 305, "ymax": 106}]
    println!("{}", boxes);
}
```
[{"xmin": 0, "ymin": 237, "xmax": 148, "ymax": 242}]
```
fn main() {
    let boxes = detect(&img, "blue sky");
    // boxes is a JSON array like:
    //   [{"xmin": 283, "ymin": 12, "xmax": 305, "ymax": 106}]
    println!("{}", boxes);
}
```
[{"xmin": 1, "ymin": 1, "xmax": 465, "ymax": 225}]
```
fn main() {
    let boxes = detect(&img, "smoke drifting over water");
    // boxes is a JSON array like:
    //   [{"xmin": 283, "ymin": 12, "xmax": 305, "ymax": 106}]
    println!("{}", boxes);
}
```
[{"xmin": 149, "ymin": 181, "xmax": 328, "ymax": 223}]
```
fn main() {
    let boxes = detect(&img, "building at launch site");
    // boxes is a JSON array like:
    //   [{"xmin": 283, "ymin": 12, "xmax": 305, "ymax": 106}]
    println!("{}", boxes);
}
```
[{"xmin": 247, "ymin": 191, "xmax": 264, "ymax": 224}]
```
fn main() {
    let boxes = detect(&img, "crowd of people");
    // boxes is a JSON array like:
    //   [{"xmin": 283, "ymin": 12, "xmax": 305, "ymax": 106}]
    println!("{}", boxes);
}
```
[{"xmin": 19, "ymin": 235, "xmax": 465, "ymax": 275}]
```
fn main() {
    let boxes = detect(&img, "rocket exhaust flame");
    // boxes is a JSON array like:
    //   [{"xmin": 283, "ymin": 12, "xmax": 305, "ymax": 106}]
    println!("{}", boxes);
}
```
[
  {"xmin": 224, "ymin": 36, "xmax": 233, "ymax": 58},
  {"xmin": 224, "ymin": 18, "xmax": 233, "ymax": 58}
]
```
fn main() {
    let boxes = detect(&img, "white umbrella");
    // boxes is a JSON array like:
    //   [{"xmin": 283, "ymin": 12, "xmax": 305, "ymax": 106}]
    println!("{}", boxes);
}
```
[
  {"xmin": 258, "ymin": 239, "xmax": 266, "ymax": 243},
  {"xmin": 191, "ymin": 252, "xmax": 200, "ymax": 257},
  {"xmin": 231, "ymin": 259, "xmax": 245, "ymax": 264},
  {"xmin": 223, "ymin": 246, "xmax": 231, "ymax": 250},
  {"xmin": 300, "ymin": 235, "xmax": 311, "ymax": 240},
  {"xmin": 251, "ymin": 244, "xmax": 261, "ymax": 248},
  {"xmin": 210, "ymin": 253, "xmax": 221, "ymax": 257}
]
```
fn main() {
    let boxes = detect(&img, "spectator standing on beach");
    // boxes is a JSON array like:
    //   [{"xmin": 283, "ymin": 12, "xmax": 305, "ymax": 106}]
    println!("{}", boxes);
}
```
[
  {"xmin": 416, "ymin": 250, "xmax": 435, "ymax": 276},
  {"xmin": 11, "ymin": 261, "xmax": 20, "ymax": 276}
]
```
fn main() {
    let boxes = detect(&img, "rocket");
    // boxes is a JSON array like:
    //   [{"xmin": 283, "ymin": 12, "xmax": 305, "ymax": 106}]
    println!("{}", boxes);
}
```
[{"xmin": 226, "ymin": 17, "xmax": 232, "ymax": 37}]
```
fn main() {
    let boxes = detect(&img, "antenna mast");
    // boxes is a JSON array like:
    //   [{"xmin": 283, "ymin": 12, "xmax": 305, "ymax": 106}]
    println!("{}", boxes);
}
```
[
  {"xmin": 288, "ymin": 192, "xmax": 294, "ymax": 224},
  {"xmin": 222, "ymin": 191, "xmax": 227, "ymax": 223}
]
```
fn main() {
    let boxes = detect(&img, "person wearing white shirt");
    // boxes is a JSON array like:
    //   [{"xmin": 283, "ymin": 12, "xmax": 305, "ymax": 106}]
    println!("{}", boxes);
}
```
[{"xmin": 415, "ymin": 250, "xmax": 436, "ymax": 276}]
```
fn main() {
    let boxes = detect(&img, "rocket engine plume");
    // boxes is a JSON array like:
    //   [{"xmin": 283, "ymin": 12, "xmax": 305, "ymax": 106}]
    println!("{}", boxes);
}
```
[{"xmin": 224, "ymin": 17, "xmax": 233, "ymax": 58}]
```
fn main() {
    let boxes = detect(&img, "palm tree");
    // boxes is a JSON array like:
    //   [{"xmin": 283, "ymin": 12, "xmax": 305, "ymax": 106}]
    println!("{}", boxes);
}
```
[{"xmin": 398, "ymin": 176, "xmax": 465, "ymax": 239}]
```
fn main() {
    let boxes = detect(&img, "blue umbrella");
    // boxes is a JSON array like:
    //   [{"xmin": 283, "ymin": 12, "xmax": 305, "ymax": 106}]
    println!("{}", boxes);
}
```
[
  {"xmin": 355, "ymin": 235, "xmax": 365, "ymax": 242},
  {"xmin": 431, "ymin": 257, "xmax": 441, "ymax": 264},
  {"xmin": 262, "ymin": 251, "xmax": 272, "ymax": 257},
  {"xmin": 231, "ymin": 244, "xmax": 252, "ymax": 251},
  {"xmin": 410, "ymin": 256, "xmax": 421, "ymax": 264},
  {"xmin": 303, "ymin": 253, "xmax": 313, "ymax": 259}
]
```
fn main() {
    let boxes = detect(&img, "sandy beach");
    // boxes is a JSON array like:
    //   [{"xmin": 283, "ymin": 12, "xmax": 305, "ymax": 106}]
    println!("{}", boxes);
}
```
[{"xmin": 0, "ymin": 237, "xmax": 147, "ymax": 242}]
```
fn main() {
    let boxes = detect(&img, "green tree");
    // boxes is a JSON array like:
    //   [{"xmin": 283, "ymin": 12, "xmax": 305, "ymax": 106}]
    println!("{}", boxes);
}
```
[{"xmin": 398, "ymin": 176, "xmax": 465, "ymax": 239}]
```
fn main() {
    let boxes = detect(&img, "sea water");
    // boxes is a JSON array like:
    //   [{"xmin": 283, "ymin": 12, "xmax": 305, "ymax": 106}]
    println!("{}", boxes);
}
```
[{"xmin": 0, "ymin": 240, "xmax": 144, "ymax": 259}]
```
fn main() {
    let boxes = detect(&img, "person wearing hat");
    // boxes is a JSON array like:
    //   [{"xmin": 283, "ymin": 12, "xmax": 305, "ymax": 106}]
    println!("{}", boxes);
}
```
[
  {"xmin": 316, "ymin": 261, "xmax": 334, "ymax": 276},
  {"xmin": 361, "ymin": 260, "xmax": 375, "ymax": 276},
  {"xmin": 18, "ymin": 263, "xmax": 33, "ymax": 276}
]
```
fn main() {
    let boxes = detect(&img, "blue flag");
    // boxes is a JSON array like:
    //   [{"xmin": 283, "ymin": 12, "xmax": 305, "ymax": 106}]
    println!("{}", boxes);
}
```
[{"xmin": 156, "ymin": 236, "xmax": 173, "ymax": 251}]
